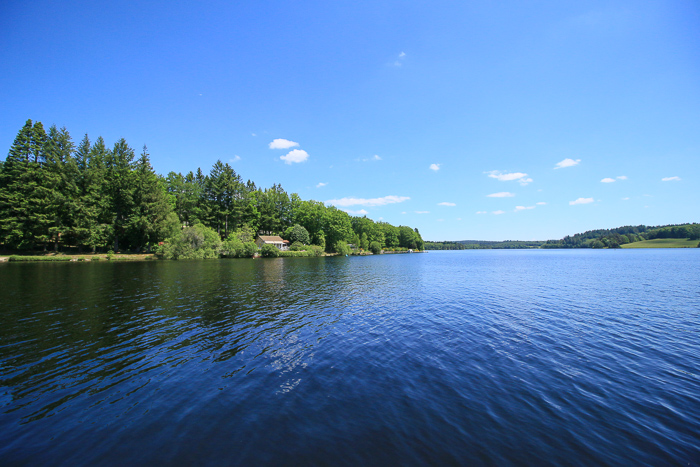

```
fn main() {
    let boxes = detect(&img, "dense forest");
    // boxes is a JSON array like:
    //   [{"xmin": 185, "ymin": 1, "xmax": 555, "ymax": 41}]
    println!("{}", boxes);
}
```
[
  {"xmin": 426, "ymin": 223, "xmax": 700, "ymax": 250},
  {"xmin": 0, "ymin": 119, "xmax": 424, "ymax": 255}
]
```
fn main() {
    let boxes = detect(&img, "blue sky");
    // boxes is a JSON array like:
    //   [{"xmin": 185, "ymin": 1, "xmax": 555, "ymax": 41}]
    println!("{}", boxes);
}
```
[{"xmin": 1, "ymin": 0, "xmax": 698, "ymax": 241}]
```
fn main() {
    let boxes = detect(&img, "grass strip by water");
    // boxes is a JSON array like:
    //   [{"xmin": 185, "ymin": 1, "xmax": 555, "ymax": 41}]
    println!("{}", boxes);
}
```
[{"xmin": 9, "ymin": 255, "xmax": 73, "ymax": 262}]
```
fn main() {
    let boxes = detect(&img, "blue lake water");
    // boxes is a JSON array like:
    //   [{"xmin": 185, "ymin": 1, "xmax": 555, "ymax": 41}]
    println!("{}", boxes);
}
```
[{"xmin": 1, "ymin": 249, "xmax": 699, "ymax": 465}]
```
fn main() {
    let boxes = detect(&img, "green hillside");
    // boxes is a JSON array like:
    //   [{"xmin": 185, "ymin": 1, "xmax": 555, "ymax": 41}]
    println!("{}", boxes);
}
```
[{"xmin": 621, "ymin": 238, "xmax": 699, "ymax": 248}]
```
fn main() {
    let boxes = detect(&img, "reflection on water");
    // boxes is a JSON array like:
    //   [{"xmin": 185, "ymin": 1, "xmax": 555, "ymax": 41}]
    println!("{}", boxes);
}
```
[{"xmin": 1, "ymin": 251, "xmax": 699, "ymax": 465}]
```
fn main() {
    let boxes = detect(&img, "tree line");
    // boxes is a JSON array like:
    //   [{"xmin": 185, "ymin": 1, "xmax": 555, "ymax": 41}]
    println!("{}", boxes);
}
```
[
  {"xmin": 542, "ymin": 223, "xmax": 700, "ymax": 248},
  {"xmin": 0, "ymin": 119, "xmax": 424, "ymax": 254}
]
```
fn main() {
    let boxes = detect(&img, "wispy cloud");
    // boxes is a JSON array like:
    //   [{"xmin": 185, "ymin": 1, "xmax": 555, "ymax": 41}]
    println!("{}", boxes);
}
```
[
  {"xmin": 570, "ymin": 197, "xmax": 594, "ymax": 205},
  {"xmin": 487, "ymin": 192, "xmax": 515, "ymax": 198},
  {"xmin": 430, "ymin": 163, "xmax": 441, "ymax": 171},
  {"xmin": 622, "ymin": 197, "xmax": 630, "ymax": 200},
  {"xmin": 515, "ymin": 205, "xmax": 535, "ymax": 211},
  {"xmin": 229, "ymin": 155, "xmax": 241, "ymax": 163},
  {"xmin": 393, "ymin": 51, "xmax": 407, "ymax": 66},
  {"xmin": 359, "ymin": 154, "xmax": 382, "ymax": 162},
  {"xmin": 536, "ymin": 202, "xmax": 547, "ymax": 205},
  {"xmin": 662, "ymin": 176, "xmax": 681, "ymax": 182},
  {"xmin": 493, "ymin": 210, "xmax": 505, "ymax": 215},
  {"xmin": 476, "ymin": 211, "xmax": 487, "ymax": 214},
  {"xmin": 280, "ymin": 149, "xmax": 309, "ymax": 164},
  {"xmin": 316, "ymin": 182, "xmax": 327, "ymax": 188},
  {"xmin": 326, "ymin": 195, "xmax": 410, "ymax": 207},
  {"xmin": 602, "ymin": 175, "xmax": 627, "ymax": 183},
  {"xmin": 486, "ymin": 171, "xmax": 533, "ymax": 186},
  {"xmin": 555, "ymin": 158, "xmax": 581, "ymax": 169},
  {"xmin": 415, "ymin": 211, "xmax": 430, "ymax": 214},
  {"xmin": 438, "ymin": 202, "xmax": 456, "ymax": 206},
  {"xmin": 269, "ymin": 138, "xmax": 299, "ymax": 150}
]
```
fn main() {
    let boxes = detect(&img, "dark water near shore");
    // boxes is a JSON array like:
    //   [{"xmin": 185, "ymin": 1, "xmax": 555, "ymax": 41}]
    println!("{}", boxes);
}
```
[{"xmin": 1, "ymin": 250, "xmax": 699, "ymax": 465}]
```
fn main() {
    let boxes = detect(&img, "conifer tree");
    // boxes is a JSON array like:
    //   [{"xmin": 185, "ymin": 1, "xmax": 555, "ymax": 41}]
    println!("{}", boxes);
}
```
[
  {"xmin": 106, "ymin": 138, "xmax": 135, "ymax": 251},
  {"xmin": 126, "ymin": 145, "xmax": 178, "ymax": 250},
  {"xmin": 43, "ymin": 125, "xmax": 76, "ymax": 250},
  {"xmin": 0, "ymin": 120, "xmax": 51, "ymax": 248}
]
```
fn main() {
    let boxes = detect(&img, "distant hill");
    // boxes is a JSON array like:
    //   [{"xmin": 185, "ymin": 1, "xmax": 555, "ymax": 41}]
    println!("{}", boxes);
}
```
[{"xmin": 426, "ymin": 223, "xmax": 700, "ymax": 250}]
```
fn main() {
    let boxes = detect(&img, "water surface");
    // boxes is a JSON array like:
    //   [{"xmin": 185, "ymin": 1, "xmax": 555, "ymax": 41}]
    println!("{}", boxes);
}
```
[{"xmin": 1, "ymin": 250, "xmax": 699, "ymax": 465}]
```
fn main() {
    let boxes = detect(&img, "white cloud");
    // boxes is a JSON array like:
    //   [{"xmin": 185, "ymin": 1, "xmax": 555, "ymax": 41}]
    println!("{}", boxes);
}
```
[
  {"xmin": 555, "ymin": 158, "xmax": 581, "ymax": 169},
  {"xmin": 569, "ymin": 197, "xmax": 594, "ymax": 205},
  {"xmin": 280, "ymin": 149, "xmax": 309, "ymax": 164},
  {"xmin": 344, "ymin": 209, "xmax": 369, "ymax": 216},
  {"xmin": 622, "ymin": 197, "xmax": 630, "ymax": 200},
  {"xmin": 393, "ymin": 51, "xmax": 407, "ymax": 66},
  {"xmin": 430, "ymin": 163, "xmax": 441, "ymax": 171},
  {"xmin": 269, "ymin": 138, "xmax": 299, "ymax": 150},
  {"xmin": 493, "ymin": 210, "xmax": 505, "ymax": 215},
  {"xmin": 662, "ymin": 176, "xmax": 681, "ymax": 182},
  {"xmin": 476, "ymin": 211, "xmax": 487, "ymax": 214},
  {"xmin": 487, "ymin": 192, "xmax": 515, "ymax": 198},
  {"xmin": 316, "ymin": 182, "xmax": 327, "ymax": 188},
  {"xmin": 399, "ymin": 52, "xmax": 406, "ymax": 58},
  {"xmin": 487, "ymin": 171, "xmax": 528, "ymax": 181},
  {"xmin": 326, "ymin": 195, "xmax": 410, "ymax": 207},
  {"xmin": 536, "ymin": 202, "xmax": 547, "ymax": 205},
  {"xmin": 617, "ymin": 175, "xmax": 627, "ymax": 180},
  {"xmin": 415, "ymin": 211, "xmax": 430, "ymax": 214},
  {"xmin": 519, "ymin": 177, "xmax": 533, "ymax": 186},
  {"xmin": 515, "ymin": 205, "xmax": 535, "ymax": 211},
  {"xmin": 438, "ymin": 202, "xmax": 456, "ymax": 206},
  {"xmin": 251, "ymin": 133, "xmax": 257, "ymax": 137},
  {"xmin": 601, "ymin": 178, "xmax": 616, "ymax": 183},
  {"xmin": 229, "ymin": 155, "xmax": 241, "ymax": 163}
]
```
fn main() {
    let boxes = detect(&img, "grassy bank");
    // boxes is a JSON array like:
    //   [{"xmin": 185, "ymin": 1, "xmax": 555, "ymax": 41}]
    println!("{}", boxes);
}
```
[
  {"xmin": 0, "ymin": 254, "xmax": 156, "ymax": 262},
  {"xmin": 621, "ymin": 238, "xmax": 699, "ymax": 248}
]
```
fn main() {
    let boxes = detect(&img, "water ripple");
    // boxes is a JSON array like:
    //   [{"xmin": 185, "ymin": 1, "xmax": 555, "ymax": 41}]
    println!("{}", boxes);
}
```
[{"xmin": 1, "ymin": 251, "xmax": 699, "ymax": 465}]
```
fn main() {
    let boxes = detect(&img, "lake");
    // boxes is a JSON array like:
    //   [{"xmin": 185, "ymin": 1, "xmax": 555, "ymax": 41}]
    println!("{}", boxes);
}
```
[{"xmin": 1, "ymin": 250, "xmax": 699, "ymax": 465}]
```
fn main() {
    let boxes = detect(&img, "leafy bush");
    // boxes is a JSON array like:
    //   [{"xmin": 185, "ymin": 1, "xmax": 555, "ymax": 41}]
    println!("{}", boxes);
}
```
[
  {"xmin": 289, "ymin": 241, "xmax": 306, "ymax": 251},
  {"xmin": 106, "ymin": 250, "xmax": 115, "ymax": 260},
  {"xmin": 222, "ymin": 236, "xmax": 244, "ymax": 258},
  {"xmin": 239, "ymin": 241, "xmax": 259, "ymax": 258},
  {"xmin": 162, "ymin": 224, "xmax": 223, "ymax": 259},
  {"xmin": 306, "ymin": 245, "xmax": 324, "ymax": 257},
  {"xmin": 369, "ymin": 241, "xmax": 382, "ymax": 255},
  {"xmin": 333, "ymin": 241, "xmax": 351, "ymax": 256},
  {"xmin": 261, "ymin": 244, "xmax": 279, "ymax": 257}
]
